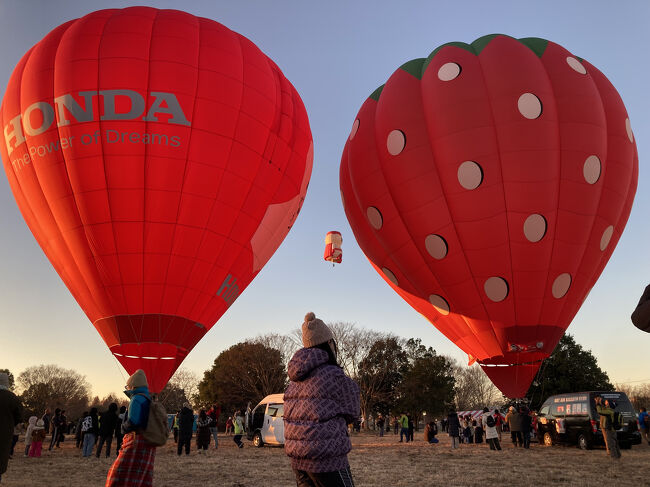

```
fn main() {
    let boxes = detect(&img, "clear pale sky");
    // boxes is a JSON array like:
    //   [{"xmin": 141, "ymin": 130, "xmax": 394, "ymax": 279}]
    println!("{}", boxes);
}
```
[{"xmin": 1, "ymin": 0, "xmax": 648, "ymax": 398}]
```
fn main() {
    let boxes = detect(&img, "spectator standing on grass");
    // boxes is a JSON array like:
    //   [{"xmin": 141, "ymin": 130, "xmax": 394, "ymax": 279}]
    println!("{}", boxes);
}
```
[
  {"xmin": 196, "ymin": 410, "xmax": 212, "ymax": 453},
  {"xmin": 408, "ymin": 414, "xmax": 414, "ymax": 442},
  {"xmin": 96, "ymin": 403, "xmax": 119, "ymax": 458},
  {"xmin": 232, "ymin": 411, "xmax": 244, "ymax": 449},
  {"xmin": 115, "ymin": 406, "xmax": 126, "ymax": 454},
  {"xmin": 172, "ymin": 410, "xmax": 180, "ymax": 443},
  {"xmin": 41, "ymin": 409, "xmax": 51, "ymax": 436},
  {"xmin": 75, "ymin": 412, "xmax": 87, "ymax": 449},
  {"xmin": 398, "ymin": 413, "xmax": 409, "ymax": 443},
  {"xmin": 29, "ymin": 420, "xmax": 46, "ymax": 458},
  {"xmin": 106, "ymin": 369, "xmax": 156, "ymax": 486},
  {"xmin": 177, "ymin": 403, "xmax": 194, "ymax": 456},
  {"xmin": 638, "ymin": 407, "xmax": 649, "ymax": 445},
  {"xmin": 81, "ymin": 408, "xmax": 99, "ymax": 457},
  {"xmin": 377, "ymin": 414, "xmax": 385, "ymax": 437},
  {"xmin": 507, "ymin": 407, "xmax": 523, "ymax": 447},
  {"xmin": 284, "ymin": 312, "xmax": 360, "ymax": 486},
  {"xmin": 494, "ymin": 408, "xmax": 503, "ymax": 441},
  {"xmin": 207, "ymin": 403, "xmax": 220, "ymax": 449},
  {"xmin": 520, "ymin": 406, "xmax": 532, "ymax": 449},
  {"xmin": 447, "ymin": 410, "xmax": 461, "ymax": 450},
  {"xmin": 24, "ymin": 416, "xmax": 37, "ymax": 456},
  {"xmin": 595, "ymin": 396, "xmax": 621, "ymax": 460},
  {"xmin": 474, "ymin": 418, "xmax": 484, "ymax": 444},
  {"xmin": 0, "ymin": 372, "xmax": 22, "ymax": 484},
  {"xmin": 48, "ymin": 408, "xmax": 62, "ymax": 451},
  {"xmin": 225, "ymin": 416, "xmax": 233, "ymax": 435},
  {"xmin": 482, "ymin": 408, "xmax": 501, "ymax": 451}
]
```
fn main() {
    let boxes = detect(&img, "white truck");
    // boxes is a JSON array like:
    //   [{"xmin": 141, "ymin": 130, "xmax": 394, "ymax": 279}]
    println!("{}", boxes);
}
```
[{"xmin": 246, "ymin": 393, "xmax": 285, "ymax": 447}]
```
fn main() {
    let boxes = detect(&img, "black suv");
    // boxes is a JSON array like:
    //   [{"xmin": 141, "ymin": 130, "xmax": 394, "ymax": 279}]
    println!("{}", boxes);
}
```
[{"xmin": 536, "ymin": 391, "xmax": 641, "ymax": 450}]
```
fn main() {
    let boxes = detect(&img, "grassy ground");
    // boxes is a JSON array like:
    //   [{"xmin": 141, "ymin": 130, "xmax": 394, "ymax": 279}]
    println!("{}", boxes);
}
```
[{"xmin": 2, "ymin": 431, "xmax": 647, "ymax": 486}]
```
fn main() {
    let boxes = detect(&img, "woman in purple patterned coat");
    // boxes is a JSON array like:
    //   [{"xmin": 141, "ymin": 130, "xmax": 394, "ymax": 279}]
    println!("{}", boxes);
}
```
[{"xmin": 284, "ymin": 312, "xmax": 360, "ymax": 487}]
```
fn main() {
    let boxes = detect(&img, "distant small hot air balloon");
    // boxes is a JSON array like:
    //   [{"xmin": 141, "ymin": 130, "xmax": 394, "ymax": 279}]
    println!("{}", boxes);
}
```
[
  {"xmin": 0, "ymin": 7, "xmax": 313, "ymax": 392},
  {"xmin": 324, "ymin": 231, "xmax": 343, "ymax": 264}
]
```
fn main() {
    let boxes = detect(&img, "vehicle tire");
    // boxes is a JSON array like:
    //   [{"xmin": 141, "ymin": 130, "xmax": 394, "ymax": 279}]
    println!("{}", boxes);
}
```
[
  {"xmin": 578, "ymin": 434, "xmax": 592, "ymax": 450},
  {"xmin": 543, "ymin": 432, "xmax": 553, "ymax": 447},
  {"xmin": 252, "ymin": 431, "xmax": 264, "ymax": 448}
]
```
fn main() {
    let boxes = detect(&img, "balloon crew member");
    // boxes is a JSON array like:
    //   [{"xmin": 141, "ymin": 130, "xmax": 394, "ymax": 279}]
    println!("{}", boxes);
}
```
[
  {"xmin": 595, "ymin": 396, "xmax": 621, "ymax": 460},
  {"xmin": 0, "ymin": 372, "xmax": 22, "ymax": 483},
  {"xmin": 106, "ymin": 369, "xmax": 155, "ymax": 487},
  {"xmin": 284, "ymin": 312, "xmax": 360, "ymax": 487}
]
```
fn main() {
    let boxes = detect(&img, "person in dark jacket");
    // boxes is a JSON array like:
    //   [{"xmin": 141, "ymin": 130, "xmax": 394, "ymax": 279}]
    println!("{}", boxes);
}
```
[
  {"xmin": 0, "ymin": 372, "xmax": 22, "ymax": 484},
  {"xmin": 284, "ymin": 312, "xmax": 360, "ymax": 487},
  {"xmin": 196, "ymin": 410, "xmax": 212, "ymax": 453},
  {"xmin": 48, "ymin": 408, "xmax": 62, "ymax": 451},
  {"xmin": 75, "ymin": 412, "xmax": 87, "ymax": 449},
  {"xmin": 96, "ymin": 403, "xmax": 119, "ymax": 458},
  {"xmin": 81, "ymin": 408, "xmax": 99, "ymax": 457},
  {"xmin": 177, "ymin": 404, "xmax": 194, "ymax": 456},
  {"xmin": 207, "ymin": 404, "xmax": 220, "ymax": 449},
  {"xmin": 447, "ymin": 411, "xmax": 461, "ymax": 449},
  {"xmin": 520, "ymin": 406, "xmax": 532, "ymax": 449}
]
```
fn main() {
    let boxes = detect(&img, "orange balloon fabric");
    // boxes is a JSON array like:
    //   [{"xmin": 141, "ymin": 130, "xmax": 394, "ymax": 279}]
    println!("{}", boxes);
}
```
[
  {"xmin": 340, "ymin": 35, "xmax": 637, "ymax": 398},
  {"xmin": 1, "ymin": 7, "xmax": 313, "ymax": 392}
]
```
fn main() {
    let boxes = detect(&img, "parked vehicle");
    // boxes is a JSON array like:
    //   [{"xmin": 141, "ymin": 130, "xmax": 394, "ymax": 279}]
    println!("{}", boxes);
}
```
[
  {"xmin": 536, "ymin": 391, "xmax": 641, "ymax": 450},
  {"xmin": 246, "ymin": 394, "xmax": 284, "ymax": 447}
]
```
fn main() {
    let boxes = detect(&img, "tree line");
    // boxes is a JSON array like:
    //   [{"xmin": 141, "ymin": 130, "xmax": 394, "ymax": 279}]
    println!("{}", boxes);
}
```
[{"xmin": 2, "ymin": 326, "xmax": 632, "ymax": 425}]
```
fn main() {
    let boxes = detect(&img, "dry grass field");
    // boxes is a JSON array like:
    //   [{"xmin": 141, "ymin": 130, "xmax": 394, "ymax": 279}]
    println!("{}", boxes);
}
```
[{"xmin": 2, "ymin": 431, "xmax": 648, "ymax": 487}]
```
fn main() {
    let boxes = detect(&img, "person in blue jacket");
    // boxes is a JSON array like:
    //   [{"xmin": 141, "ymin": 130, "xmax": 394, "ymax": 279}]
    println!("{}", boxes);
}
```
[
  {"xmin": 106, "ymin": 369, "xmax": 155, "ymax": 486},
  {"xmin": 639, "ymin": 407, "xmax": 649, "ymax": 445}
]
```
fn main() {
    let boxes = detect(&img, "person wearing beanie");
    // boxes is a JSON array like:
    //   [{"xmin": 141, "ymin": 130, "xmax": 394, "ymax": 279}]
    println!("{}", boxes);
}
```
[
  {"xmin": 0, "ymin": 372, "xmax": 22, "ymax": 483},
  {"xmin": 106, "ymin": 369, "xmax": 155, "ymax": 486},
  {"xmin": 284, "ymin": 312, "xmax": 360, "ymax": 487}
]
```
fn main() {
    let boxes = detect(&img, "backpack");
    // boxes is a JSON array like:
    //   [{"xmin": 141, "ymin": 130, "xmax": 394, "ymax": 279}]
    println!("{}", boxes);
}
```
[
  {"xmin": 136, "ymin": 395, "xmax": 168, "ymax": 447},
  {"xmin": 612, "ymin": 411, "xmax": 623, "ymax": 430},
  {"xmin": 486, "ymin": 414, "xmax": 496, "ymax": 428},
  {"xmin": 81, "ymin": 416, "xmax": 92, "ymax": 432}
]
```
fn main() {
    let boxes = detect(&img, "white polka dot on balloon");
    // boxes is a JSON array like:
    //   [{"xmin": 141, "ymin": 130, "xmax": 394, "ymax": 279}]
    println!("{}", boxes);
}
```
[
  {"xmin": 387, "ymin": 130, "xmax": 406, "ymax": 155},
  {"xmin": 382, "ymin": 267, "xmax": 399, "ymax": 287},
  {"xmin": 518, "ymin": 93, "xmax": 543, "ymax": 119},
  {"xmin": 566, "ymin": 56, "xmax": 587, "ymax": 74},
  {"xmin": 349, "ymin": 119, "xmax": 360, "ymax": 140},
  {"xmin": 425, "ymin": 234, "xmax": 448, "ymax": 260},
  {"xmin": 484, "ymin": 277, "xmax": 509, "ymax": 302},
  {"xmin": 438, "ymin": 62, "xmax": 461, "ymax": 81},
  {"xmin": 523, "ymin": 214, "xmax": 547, "ymax": 242},
  {"xmin": 367, "ymin": 207, "xmax": 383, "ymax": 230},
  {"xmin": 625, "ymin": 118, "xmax": 634, "ymax": 143},
  {"xmin": 429, "ymin": 294, "xmax": 450, "ymax": 315},
  {"xmin": 600, "ymin": 225, "xmax": 614, "ymax": 251},
  {"xmin": 552, "ymin": 273, "xmax": 572, "ymax": 299},
  {"xmin": 457, "ymin": 161, "xmax": 483, "ymax": 190},
  {"xmin": 583, "ymin": 155, "xmax": 601, "ymax": 184}
]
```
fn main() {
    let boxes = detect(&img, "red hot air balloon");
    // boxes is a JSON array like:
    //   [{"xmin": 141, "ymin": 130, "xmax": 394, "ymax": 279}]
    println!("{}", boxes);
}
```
[
  {"xmin": 1, "ymin": 7, "xmax": 313, "ymax": 392},
  {"xmin": 340, "ymin": 35, "xmax": 637, "ymax": 398},
  {"xmin": 324, "ymin": 231, "xmax": 343, "ymax": 264}
]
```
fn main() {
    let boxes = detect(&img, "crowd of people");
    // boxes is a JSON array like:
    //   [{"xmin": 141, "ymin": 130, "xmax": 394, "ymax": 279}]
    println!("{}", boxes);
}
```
[{"xmin": 2, "ymin": 312, "xmax": 646, "ymax": 486}]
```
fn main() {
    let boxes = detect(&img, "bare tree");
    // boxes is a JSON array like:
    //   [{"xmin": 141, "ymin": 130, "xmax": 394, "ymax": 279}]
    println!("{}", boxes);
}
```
[
  {"xmin": 291, "ymin": 322, "xmax": 382, "ymax": 379},
  {"xmin": 168, "ymin": 367, "xmax": 200, "ymax": 407},
  {"xmin": 251, "ymin": 333, "xmax": 300, "ymax": 366},
  {"xmin": 453, "ymin": 363, "xmax": 501, "ymax": 410},
  {"xmin": 615, "ymin": 382, "xmax": 650, "ymax": 411},
  {"xmin": 18, "ymin": 364, "xmax": 91, "ymax": 420}
]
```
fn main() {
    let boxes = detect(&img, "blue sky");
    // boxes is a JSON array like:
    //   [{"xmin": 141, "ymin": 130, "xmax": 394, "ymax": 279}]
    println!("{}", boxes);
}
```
[{"xmin": 1, "ymin": 0, "xmax": 648, "ymax": 397}]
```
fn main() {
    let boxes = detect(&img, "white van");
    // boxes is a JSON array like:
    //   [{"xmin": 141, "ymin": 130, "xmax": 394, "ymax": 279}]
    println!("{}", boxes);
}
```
[{"xmin": 246, "ymin": 393, "xmax": 285, "ymax": 447}]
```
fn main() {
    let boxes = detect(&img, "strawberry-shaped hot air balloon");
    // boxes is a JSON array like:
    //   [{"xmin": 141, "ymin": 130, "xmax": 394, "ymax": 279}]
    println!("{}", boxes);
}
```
[
  {"xmin": 340, "ymin": 35, "xmax": 637, "ymax": 398},
  {"xmin": 1, "ymin": 7, "xmax": 313, "ymax": 392}
]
